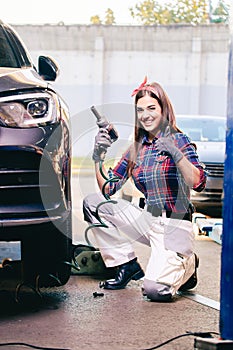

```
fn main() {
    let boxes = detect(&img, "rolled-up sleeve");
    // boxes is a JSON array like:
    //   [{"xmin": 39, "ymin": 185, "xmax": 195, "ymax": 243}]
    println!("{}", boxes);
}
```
[
  {"xmin": 176, "ymin": 134, "xmax": 207, "ymax": 192},
  {"xmin": 192, "ymin": 167, "xmax": 207, "ymax": 192}
]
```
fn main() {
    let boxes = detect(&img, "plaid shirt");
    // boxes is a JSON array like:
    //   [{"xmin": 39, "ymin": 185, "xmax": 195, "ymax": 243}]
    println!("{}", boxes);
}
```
[{"xmin": 109, "ymin": 133, "xmax": 207, "ymax": 213}]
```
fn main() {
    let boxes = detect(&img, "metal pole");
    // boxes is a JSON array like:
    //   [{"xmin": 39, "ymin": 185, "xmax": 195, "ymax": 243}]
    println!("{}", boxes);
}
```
[{"xmin": 220, "ymin": 19, "xmax": 233, "ymax": 340}]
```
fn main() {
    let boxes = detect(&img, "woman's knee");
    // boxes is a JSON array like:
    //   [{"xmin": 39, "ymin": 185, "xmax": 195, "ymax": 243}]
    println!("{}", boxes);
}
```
[
  {"xmin": 143, "ymin": 279, "xmax": 173, "ymax": 302},
  {"xmin": 83, "ymin": 192, "xmax": 102, "ymax": 222}
]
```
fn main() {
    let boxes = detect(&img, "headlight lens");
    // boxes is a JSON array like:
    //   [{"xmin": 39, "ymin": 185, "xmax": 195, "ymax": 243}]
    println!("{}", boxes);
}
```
[
  {"xmin": 0, "ymin": 91, "xmax": 60, "ymax": 128},
  {"xmin": 27, "ymin": 100, "xmax": 47, "ymax": 116}
]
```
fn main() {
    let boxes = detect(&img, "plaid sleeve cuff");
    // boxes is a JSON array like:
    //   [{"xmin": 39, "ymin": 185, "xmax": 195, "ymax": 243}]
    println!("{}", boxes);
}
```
[{"xmin": 192, "ymin": 168, "xmax": 207, "ymax": 192}]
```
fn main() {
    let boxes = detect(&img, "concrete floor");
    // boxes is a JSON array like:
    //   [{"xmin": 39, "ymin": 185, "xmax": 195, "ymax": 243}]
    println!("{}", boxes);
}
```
[
  {"xmin": 0, "ymin": 237, "xmax": 221, "ymax": 350},
  {"xmin": 0, "ymin": 174, "xmax": 222, "ymax": 350}
]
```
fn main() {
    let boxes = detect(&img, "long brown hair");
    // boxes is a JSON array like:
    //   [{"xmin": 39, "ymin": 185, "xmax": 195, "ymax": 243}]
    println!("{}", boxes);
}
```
[{"xmin": 127, "ymin": 82, "xmax": 180, "ymax": 176}]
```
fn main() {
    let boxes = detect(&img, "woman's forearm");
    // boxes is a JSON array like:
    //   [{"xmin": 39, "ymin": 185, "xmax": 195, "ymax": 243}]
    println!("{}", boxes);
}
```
[
  {"xmin": 95, "ymin": 162, "xmax": 110, "ymax": 192},
  {"xmin": 176, "ymin": 156, "xmax": 201, "ymax": 188}
]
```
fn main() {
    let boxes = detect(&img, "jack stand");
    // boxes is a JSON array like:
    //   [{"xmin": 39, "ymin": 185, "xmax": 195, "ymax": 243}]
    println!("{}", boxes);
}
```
[{"xmin": 194, "ymin": 337, "xmax": 233, "ymax": 349}]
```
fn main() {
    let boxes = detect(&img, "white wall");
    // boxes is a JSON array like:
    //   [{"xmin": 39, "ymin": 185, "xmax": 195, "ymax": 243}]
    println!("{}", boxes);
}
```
[
  {"xmin": 13, "ymin": 24, "xmax": 229, "ymax": 118},
  {"xmin": 12, "ymin": 23, "xmax": 229, "ymax": 158}
]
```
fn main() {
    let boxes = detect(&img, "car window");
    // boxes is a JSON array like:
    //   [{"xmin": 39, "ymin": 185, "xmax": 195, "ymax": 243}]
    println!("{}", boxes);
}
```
[
  {"xmin": 0, "ymin": 27, "xmax": 19, "ymax": 68},
  {"xmin": 177, "ymin": 117, "xmax": 226, "ymax": 142}
]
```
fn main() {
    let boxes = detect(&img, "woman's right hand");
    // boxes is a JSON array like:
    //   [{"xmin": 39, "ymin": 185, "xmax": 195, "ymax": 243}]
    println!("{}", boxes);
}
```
[{"xmin": 92, "ymin": 128, "xmax": 113, "ymax": 162}]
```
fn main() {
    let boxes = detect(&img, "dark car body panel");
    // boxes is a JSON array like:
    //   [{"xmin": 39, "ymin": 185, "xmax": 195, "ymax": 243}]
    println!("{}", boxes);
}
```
[
  {"xmin": 0, "ymin": 22, "xmax": 72, "ymax": 287},
  {"xmin": 0, "ymin": 68, "xmax": 48, "ymax": 92}
]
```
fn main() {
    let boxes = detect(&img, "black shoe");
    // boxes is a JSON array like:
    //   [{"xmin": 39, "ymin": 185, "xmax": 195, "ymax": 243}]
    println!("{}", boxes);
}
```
[
  {"xmin": 99, "ymin": 258, "xmax": 144, "ymax": 290},
  {"xmin": 179, "ymin": 253, "xmax": 199, "ymax": 292}
]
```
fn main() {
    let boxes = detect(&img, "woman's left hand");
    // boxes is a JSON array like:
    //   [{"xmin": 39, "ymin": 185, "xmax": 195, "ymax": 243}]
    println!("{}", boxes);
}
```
[{"xmin": 156, "ymin": 135, "xmax": 184, "ymax": 164}]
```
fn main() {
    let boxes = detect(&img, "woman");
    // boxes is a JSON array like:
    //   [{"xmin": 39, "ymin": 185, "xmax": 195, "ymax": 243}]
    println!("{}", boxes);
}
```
[{"xmin": 83, "ymin": 77, "xmax": 206, "ymax": 301}]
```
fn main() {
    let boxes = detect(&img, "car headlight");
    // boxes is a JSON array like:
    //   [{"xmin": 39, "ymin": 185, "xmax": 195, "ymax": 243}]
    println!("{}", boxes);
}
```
[{"xmin": 0, "ymin": 91, "xmax": 60, "ymax": 128}]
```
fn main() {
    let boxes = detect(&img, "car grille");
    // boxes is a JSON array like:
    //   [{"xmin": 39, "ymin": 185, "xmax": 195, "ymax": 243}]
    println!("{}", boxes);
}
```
[
  {"xmin": 0, "ymin": 147, "xmax": 62, "ymax": 217},
  {"xmin": 204, "ymin": 163, "xmax": 224, "ymax": 178}
]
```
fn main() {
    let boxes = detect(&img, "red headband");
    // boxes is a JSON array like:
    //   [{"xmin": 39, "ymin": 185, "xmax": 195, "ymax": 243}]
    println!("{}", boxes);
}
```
[
  {"xmin": 132, "ymin": 76, "xmax": 162, "ymax": 105},
  {"xmin": 131, "ymin": 76, "xmax": 148, "ymax": 96},
  {"xmin": 131, "ymin": 76, "xmax": 159, "ymax": 98}
]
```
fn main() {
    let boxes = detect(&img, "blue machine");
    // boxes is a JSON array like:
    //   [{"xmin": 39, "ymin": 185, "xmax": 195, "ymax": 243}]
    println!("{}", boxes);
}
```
[{"xmin": 220, "ymin": 29, "xmax": 233, "ymax": 341}]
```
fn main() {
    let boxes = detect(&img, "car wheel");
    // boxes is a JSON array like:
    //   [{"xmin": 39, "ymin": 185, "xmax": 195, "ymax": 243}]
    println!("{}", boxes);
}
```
[{"xmin": 21, "ymin": 213, "xmax": 72, "ymax": 288}]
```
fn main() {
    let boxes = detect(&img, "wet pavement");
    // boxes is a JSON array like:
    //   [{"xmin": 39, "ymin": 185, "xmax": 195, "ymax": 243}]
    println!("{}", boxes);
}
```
[{"xmin": 0, "ymin": 174, "xmax": 222, "ymax": 350}]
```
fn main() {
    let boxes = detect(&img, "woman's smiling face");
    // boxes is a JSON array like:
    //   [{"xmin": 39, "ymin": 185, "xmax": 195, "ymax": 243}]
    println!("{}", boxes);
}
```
[{"xmin": 136, "ymin": 94, "xmax": 163, "ymax": 138}]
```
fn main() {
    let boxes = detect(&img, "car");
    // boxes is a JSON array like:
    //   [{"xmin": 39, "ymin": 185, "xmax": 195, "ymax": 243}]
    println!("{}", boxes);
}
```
[
  {"xmin": 120, "ymin": 115, "xmax": 226, "ymax": 218},
  {"xmin": 176, "ymin": 115, "xmax": 226, "ymax": 217},
  {"xmin": 0, "ymin": 21, "xmax": 72, "ymax": 288}
]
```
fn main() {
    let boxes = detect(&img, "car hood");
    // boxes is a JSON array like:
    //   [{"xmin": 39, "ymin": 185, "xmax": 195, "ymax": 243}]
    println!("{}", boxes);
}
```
[
  {"xmin": 195, "ymin": 141, "xmax": 225, "ymax": 163},
  {"xmin": 0, "ymin": 67, "xmax": 47, "ymax": 93}
]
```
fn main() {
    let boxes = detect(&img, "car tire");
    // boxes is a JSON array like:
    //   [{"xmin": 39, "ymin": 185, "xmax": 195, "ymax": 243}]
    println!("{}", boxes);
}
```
[{"xmin": 21, "ymin": 212, "xmax": 72, "ymax": 288}]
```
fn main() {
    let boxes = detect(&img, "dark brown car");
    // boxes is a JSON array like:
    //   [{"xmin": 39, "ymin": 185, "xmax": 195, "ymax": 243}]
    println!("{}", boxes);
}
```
[{"xmin": 0, "ymin": 21, "xmax": 72, "ymax": 287}]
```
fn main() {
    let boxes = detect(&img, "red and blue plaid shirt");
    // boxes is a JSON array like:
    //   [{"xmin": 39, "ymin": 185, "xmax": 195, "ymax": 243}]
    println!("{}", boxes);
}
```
[{"xmin": 109, "ymin": 133, "xmax": 207, "ymax": 213}]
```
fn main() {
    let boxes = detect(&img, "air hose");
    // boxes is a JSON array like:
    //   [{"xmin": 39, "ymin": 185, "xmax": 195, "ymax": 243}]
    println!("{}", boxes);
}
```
[{"xmin": 84, "ymin": 159, "xmax": 120, "ymax": 246}]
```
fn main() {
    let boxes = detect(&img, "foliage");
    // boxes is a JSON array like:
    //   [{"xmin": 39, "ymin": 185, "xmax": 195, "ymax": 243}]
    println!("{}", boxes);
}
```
[
  {"xmin": 89, "ymin": 0, "xmax": 230, "ymax": 25},
  {"xmin": 104, "ymin": 8, "xmax": 116, "ymax": 25},
  {"xmin": 90, "ymin": 15, "xmax": 102, "ymax": 25},
  {"xmin": 211, "ymin": 0, "xmax": 230, "ymax": 23},
  {"xmin": 90, "ymin": 8, "xmax": 115, "ymax": 25},
  {"xmin": 129, "ymin": 0, "xmax": 230, "ymax": 25}
]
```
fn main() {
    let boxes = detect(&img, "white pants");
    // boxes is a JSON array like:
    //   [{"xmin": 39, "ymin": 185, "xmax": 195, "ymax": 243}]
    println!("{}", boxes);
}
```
[{"xmin": 83, "ymin": 192, "xmax": 196, "ymax": 299}]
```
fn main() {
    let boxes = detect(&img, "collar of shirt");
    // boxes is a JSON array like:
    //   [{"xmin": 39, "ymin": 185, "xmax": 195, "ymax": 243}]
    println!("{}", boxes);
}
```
[{"xmin": 141, "ymin": 131, "xmax": 163, "ymax": 145}]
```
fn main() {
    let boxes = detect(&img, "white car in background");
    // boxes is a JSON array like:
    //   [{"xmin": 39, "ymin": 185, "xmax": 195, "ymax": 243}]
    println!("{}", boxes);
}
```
[{"xmin": 176, "ymin": 115, "xmax": 226, "ymax": 217}]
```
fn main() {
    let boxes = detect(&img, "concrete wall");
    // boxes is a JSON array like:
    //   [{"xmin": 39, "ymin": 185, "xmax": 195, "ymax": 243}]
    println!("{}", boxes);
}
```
[{"xmin": 14, "ymin": 24, "xmax": 229, "ymax": 119}]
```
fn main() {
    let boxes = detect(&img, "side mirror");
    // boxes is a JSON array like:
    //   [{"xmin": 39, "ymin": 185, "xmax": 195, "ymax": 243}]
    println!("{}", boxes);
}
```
[{"xmin": 38, "ymin": 55, "xmax": 60, "ymax": 81}]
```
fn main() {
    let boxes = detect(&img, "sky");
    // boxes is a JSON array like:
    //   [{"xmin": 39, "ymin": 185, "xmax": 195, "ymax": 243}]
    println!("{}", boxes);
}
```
[
  {"xmin": 2, "ymin": 0, "xmax": 138, "ymax": 25},
  {"xmin": 2, "ymin": 0, "xmax": 222, "ymax": 26}
]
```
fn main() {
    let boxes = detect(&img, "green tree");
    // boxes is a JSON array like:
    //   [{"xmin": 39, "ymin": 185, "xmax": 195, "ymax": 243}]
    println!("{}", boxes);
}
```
[
  {"xmin": 211, "ymin": 0, "xmax": 230, "ymax": 23},
  {"xmin": 173, "ymin": 0, "xmax": 209, "ymax": 24},
  {"xmin": 90, "ymin": 8, "xmax": 115, "ymax": 25},
  {"xmin": 104, "ymin": 8, "xmax": 116, "ymax": 25},
  {"xmin": 130, "ymin": 0, "xmax": 230, "ymax": 25},
  {"xmin": 130, "ymin": 0, "xmax": 167, "ymax": 25},
  {"xmin": 90, "ymin": 15, "xmax": 102, "ymax": 25}
]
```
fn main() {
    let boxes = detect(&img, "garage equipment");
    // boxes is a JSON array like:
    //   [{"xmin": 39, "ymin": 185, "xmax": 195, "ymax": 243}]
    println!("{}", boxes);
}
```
[{"xmin": 193, "ymin": 213, "xmax": 222, "ymax": 245}]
